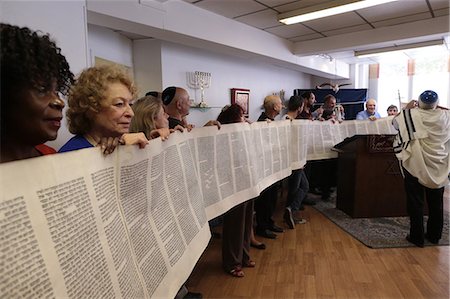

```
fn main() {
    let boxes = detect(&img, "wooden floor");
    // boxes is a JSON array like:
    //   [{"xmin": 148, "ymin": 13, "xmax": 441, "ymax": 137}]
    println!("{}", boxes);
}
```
[{"xmin": 188, "ymin": 187, "xmax": 450, "ymax": 299}]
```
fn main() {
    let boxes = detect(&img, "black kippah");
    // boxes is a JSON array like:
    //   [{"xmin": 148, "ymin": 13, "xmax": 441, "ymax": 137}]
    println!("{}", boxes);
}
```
[
  {"xmin": 145, "ymin": 91, "xmax": 159, "ymax": 97},
  {"xmin": 162, "ymin": 86, "xmax": 176, "ymax": 105}
]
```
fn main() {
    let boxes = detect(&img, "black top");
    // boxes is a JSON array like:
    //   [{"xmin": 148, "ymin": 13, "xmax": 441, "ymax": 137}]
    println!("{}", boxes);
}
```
[
  {"xmin": 168, "ymin": 117, "xmax": 183, "ymax": 129},
  {"xmin": 257, "ymin": 112, "xmax": 274, "ymax": 122}
]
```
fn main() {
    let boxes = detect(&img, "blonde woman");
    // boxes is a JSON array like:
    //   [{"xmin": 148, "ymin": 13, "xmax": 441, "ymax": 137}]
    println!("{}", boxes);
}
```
[{"xmin": 130, "ymin": 94, "xmax": 183, "ymax": 140}]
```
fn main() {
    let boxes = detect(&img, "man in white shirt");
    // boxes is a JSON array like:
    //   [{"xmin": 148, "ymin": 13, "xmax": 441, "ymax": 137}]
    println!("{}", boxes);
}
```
[{"xmin": 356, "ymin": 98, "xmax": 381, "ymax": 120}]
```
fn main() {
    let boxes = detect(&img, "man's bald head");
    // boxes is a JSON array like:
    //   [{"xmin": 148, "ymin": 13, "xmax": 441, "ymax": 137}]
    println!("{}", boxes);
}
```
[
  {"xmin": 263, "ymin": 95, "xmax": 282, "ymax": 116},
  {"xmin": 164, "ymin": 87, "xmax": 191, "ymax": 119},
  {"xmin": 366, "ymin": 99, "xmax": 377, "ymax": 115}
]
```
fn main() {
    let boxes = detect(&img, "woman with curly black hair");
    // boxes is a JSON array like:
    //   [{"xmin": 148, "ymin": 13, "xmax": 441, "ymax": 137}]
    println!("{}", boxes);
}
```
[{"xmin": 0, "ymin": 23, "xmax": 74, "ymax": 163}]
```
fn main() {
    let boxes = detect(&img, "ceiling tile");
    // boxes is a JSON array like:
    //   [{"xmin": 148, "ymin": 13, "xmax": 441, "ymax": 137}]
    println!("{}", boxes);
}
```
[
  {"xmin": 256, "ymin": 0, "xmax": 296, "ymax": 7},
  {"xmin": 289, "ymin": 33, "xmax": 324, "ymax": 42},
  {"xmin": 302, "ymin": 11, "xmax": 366, "ymax": 31},
  {"xmin": 182, "ymin": 0, "xmax": 447, "ymax": 60},
  {"xmin": 274, "ymin": 0, "xmax": 333, "ymax": 13},
  {"xmin": 194, "ymin": 0, "xmax": 266, "ymax": 18},
  {"xmin": 322, "ymin": 24, "xmax": 373, "ymax": 37},
  {"xmin": 357, "ymin": 0, "xmax": 428, "ymax": 23},
  {"xmin": 428, "ymin": 0, "xmax": 450, "ymax": 10},
  {"xmin": 372, "ymin": 12, "xmax": 431, "ymax": 28},
  {"xmin": 265, "ymin": 23, "xmax": 316, "ymax": 39},
  {"xmin": 235, "ymin": 8, "xmax": 281, "ymax": 29},
  {"xmin": 434, "ymin": 7, "xmax": 450, "ymax": 17}
]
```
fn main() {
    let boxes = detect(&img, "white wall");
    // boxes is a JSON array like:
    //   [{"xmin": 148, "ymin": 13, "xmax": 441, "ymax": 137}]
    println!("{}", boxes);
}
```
[
  {"xmin": 133, "ymin": 39, "xmax": 163, "ymax": 97},
  {"xmin": 88, "ymin": 24, "xmax": 133, "ymax": 68},
  {"xmin": 160, "ymin": 41, "xmax": 311, "ymax": 125},
  {"xmin": 87, "ymin": 0, "xmax": 349, "ymax": 78},
  {"xmin": 3, "ymin": 2, "xmax": 312, "ymax": 146},
  {"xmin": 91, "ymin": 28, "xmax": 312, "ymax": 126},
  {"xmin": 0, "ymin": 0, "xmax": 89, "ymax": 149},
  {"xmin": 89, "ymin": 28, "xmax": 165, "ymax": 97}
]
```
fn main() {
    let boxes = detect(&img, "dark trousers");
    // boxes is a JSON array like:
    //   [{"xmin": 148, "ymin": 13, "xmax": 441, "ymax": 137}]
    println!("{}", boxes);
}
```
[
  {"xmin": 254, "ymin": 183, "xmax": 278, "ymax": 232},
  {"xmin": 305, "ymin": 159, "xmax": 337, "ymax": 199},
  {"xmin": 318, "ymin": 159, "xmax": 337, "ymax": 200},
  {"xmin": 286, "ymin": 169, "xmax": 309, "ymax": 211},
  {"xmin": 403, "ymin": 168, "xmax": 444, "ymax": 243},
  {"xmin": 222, "ymin": 199, "xmax": 253, "ymax": 271}
]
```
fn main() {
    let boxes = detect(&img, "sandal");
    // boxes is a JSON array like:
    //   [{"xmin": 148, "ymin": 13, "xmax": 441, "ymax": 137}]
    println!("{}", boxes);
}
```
[
  {"xmin": 229, "ymin": 265, "xmax": 244, "ymax": 277},
  {"xmin": 243, "ymin": 260, "xmax": 256, "ymax": 268}
]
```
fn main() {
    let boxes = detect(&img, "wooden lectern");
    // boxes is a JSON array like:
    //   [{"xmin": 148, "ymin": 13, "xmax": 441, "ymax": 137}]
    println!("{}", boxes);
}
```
[{"xmin": 333, "ymin": 135, "xmax": 408, "ymax": 218}]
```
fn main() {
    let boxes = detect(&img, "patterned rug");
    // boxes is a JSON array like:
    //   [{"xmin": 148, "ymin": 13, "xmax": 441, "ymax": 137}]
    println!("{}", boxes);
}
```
[{"xmin": 313, "ymin": 198, "xmax": 449, "ymax": 248}]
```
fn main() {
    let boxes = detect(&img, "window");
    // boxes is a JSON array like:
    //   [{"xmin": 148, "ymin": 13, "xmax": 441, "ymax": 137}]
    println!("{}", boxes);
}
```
[
  {"xmin": 376, "ymin": 50, "xmax": 449, "ymax": 115},
  {"xmin": 377, "ymin": 59, "xmax": 408, "ymax": 116},
  {"xmin": 413, "ymin": 55, "xmax": 448, "ymax": 108}
]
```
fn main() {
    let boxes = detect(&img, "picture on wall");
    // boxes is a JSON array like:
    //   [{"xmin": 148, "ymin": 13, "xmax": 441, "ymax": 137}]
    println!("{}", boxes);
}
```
[
  {"xmin": 231, "ymin": 88, "xmax": 250, "ymax": 117},
  {"xmin": 94, "ymin": 56, "xmax": 133, "ymax": 78}
]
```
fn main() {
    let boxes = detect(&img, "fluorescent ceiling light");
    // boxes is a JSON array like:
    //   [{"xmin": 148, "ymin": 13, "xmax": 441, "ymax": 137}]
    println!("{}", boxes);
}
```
[
  {"xmin": 279, "ymin": 0, "xmax": 398, "ymax": 25},
  {"xmin": 354, "ymin": 40, "xmax": 445, "ymax": 58}
]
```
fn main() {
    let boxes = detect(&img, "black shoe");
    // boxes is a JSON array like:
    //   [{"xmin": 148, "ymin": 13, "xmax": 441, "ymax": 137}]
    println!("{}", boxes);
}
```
[
  {"xmin": 406, "ymin": 234, "xmax": 424, "ymax": 248},
  {"xmin": 302, "ymin": 197, "xmax": 316, "ymax": 205},
  {"xmin": 250, "ymin": 242, "xmax": 266, "ymax": 250},
  {"xmin": 284, "ymin": 208, "xmax": 295, "ymax": 229},
  {"xmin": 425, "ymin": 233, "xmax": 439, "ymax": 244},
  {"xmin": 184, "ymin": 292, "xmax": 203, "ymax": 299},
  {"xmin": 256, "ymin": 229, "xmax": 277, "ymax": 239},
  {"xmin": 269, "ymin": 224, "xmax": 284, "ymax": 233}
]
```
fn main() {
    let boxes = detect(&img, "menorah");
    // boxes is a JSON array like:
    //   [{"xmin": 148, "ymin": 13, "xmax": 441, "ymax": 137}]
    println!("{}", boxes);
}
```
[{"xmin": 187, "ymin": 71, "xmax": 211, "ymax": 107}]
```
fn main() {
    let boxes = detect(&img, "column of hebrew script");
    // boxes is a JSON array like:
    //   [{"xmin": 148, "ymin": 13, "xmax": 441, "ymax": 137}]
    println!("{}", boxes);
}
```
[
  {"xmin": 196, "ymin": 136, "xmax": 221, "ymax": 207},
  {"xmin": 313, "ymin": 122, "xmax": 325, "ymax": 154},
  {"xmin": 260, "ymin": 127, "xmax": 273, "ymax": 177},
  {"xmin": 149, "ymin": 152, "xmax": 184, "ymax": 268},
  {"xmin": 298, "ymin": 121, "xmax": 309, "ymax": 166},
  {"xmin": 330, "ymin": 122, "xmax": 341, "ymax": 146},
  {"xmin": 119, "ymin": 159, "xmax": 168, "ymax": 297},
  {"xmin": 290, "ymin": 120, "xmax": 309, "ymax": 169},
  {"xmin": 38, "ymin": 177, "xmax": 115, "ymax": 298},
  {"xmin": 290, "ymin": 123, "xmax": 300, "ymax": 165},
  {"xmin": 270, "ymin": 127, "xmax": 282, "ymax": 173},
  {"xmin": 355, "ymin": 121, "xmax": 369, "ymax": 134},
  {"xmin": 179, "ymin": 141, "xmax": 207, "ymax": 227},
  {"xmin": 243, "ymin": 129, "xmax": 259, "ymax": 187},
  {"xmin": 321, "ymin": 122, "xmax": 335, "ymax": 151},
  {"xmin": 0, "ymin": 196, "xmax": 54, "ymax": 298},
  {"xmin": 278, "ymin": 124, "xmax": 290, "ymax": 171},
  {"xmin": 164, "ymin": 145, "xmax": 200, "ymax": 245},
  {"xmin": 367, "ymin": 120, "xmax": 379, "ymax": 134},
  {"xmin": 346, "ymin": 121, "xmax": 357, "ymax": 137},
  {"xmin": 91, "ymin": 167, "xmax": 145, "ymax": 298},
  {"xmin": 249, "ymin": 126, "xmax": 265, "ymax": 186},
  {"xmin": 230, "ymin": 131, "xmax": 252, "ymax": 192},
  {"xmin": 215, "ymin": 133, "xmax": 235, "ymax": 199}
]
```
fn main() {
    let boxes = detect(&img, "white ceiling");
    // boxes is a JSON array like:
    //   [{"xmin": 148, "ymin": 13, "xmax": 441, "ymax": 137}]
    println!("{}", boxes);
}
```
[{"xmin": 181, "ymin": 0, "xmax": 449, "ymax": 64}]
